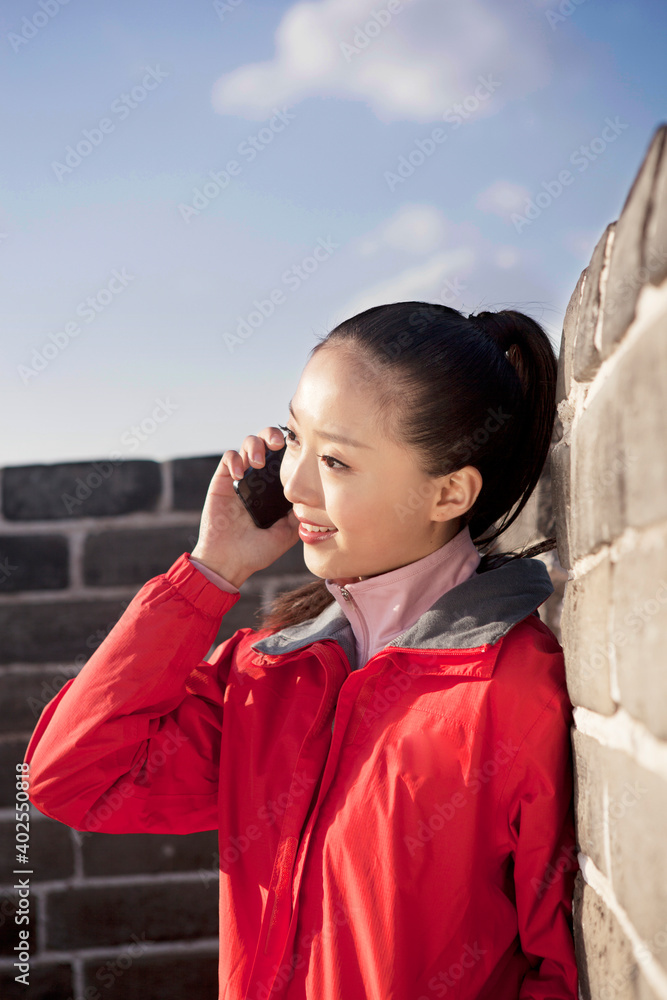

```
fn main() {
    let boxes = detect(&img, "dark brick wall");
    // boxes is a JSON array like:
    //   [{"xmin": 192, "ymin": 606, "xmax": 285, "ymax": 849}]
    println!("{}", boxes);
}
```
[{"xmin": 0, "ymin": 455, "xmax": 313, "ymax": 1000}]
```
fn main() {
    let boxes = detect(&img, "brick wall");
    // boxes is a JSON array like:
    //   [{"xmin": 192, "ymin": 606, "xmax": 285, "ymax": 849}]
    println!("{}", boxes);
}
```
[
  {"xmin": 0, "ymin": 455, "xmax": 312, "ymax": 1000},
  {"xmin": 552, "ymin": 122, "xmax": 667, "ymax": 999}
]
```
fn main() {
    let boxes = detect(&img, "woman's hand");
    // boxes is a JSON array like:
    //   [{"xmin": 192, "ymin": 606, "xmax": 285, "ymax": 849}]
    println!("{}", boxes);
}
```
[{"xmin": 190, "ymin": 427, "xmax": 300, "ymax": 588}]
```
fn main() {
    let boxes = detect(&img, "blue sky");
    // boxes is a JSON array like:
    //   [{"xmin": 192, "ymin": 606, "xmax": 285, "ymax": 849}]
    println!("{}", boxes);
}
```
[{"xmin": 1, "ymin": 0, "xmax": 665, "ymax": 466}]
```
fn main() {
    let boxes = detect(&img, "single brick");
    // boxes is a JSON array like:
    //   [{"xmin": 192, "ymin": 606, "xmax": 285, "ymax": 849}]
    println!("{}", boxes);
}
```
[
  {"xmin": 560, "ymin": 557, "xmax": 616, "ymax": 716},
  {"xmin": 81, "ymin": 950, "xmax": 219, "ymax": 1000},
  {"xmin": 572, "ymin": 873, "xmax": 654, "ymax": 1000},
  {"xmin": 2, "ymin": 460, "xmax": 162, "ymax": 520},
  {"xmin": 556, "ymin": 267, "xmax": 586, "ymax": 408},
  {"xmin": 171, "ymin": 455, "xmax": 223, "ymax": 511},
  {"xmin": 601, "ymin": 126, "xmax": 665, "ymax": 354},
  {"xmin": 572, "ymin": 223, "xmax": 614, "ymax": 383},
  {"xmin": 0, "ymin": 595, "xmax": 137, "ymax": 664},
  {"xmin": 0, "ymin": 667, "xmax": 77, "ymax": 731},
  {"xmin": 569, "ymin": 363, "xmax": 626, "ymax": 560},
  {"xmin": 45, "ymin": 881, "xmax": 218, "ymax": 950},
  {"xmin": 84, "ymin": 527, "xmax": 199, "ymax": 586},
  {"xmin": 82, "ymin": 829, "xmax": 219, "ymax": 877},
  {"xmin": 0, "ymin": 736, "xmax": 31, "ymax": 810},
  {"xmin": 0, "ymin": 963, "xmax": 72, "ymax": 1000},
  {"xmin": 571, "ymin": 729, "xmax": 608, "ymax": 877},
  {"xmin": 0, "ymin": 535, "xmax": 68, "ymax": 592},
  {"xmin": 644, "ymin": 126, "xmax": 667, "ymax": 288},
  {"xmin": 0, "ymin": 814, "xmax": 74, "ymax": 881},
  {"xmin": 609, "ymin": 309, "xmax": 667, "ymax": 535},
  {"xmin": 612, "ymin": 540, "xmax": 667, "ymax": 740},
  {"xmin": 607, "ymin": 753, "xmax": 667, "ymax": 963},
  {"xmin": 551, "ymin": 440, "xmax": 571, "ymax": 572}
]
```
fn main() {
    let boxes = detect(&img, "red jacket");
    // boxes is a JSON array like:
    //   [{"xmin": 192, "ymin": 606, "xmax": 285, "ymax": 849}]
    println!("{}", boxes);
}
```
[{"xmin": 25, "ymin": 551, "xmax": 578, "ymax": 999}]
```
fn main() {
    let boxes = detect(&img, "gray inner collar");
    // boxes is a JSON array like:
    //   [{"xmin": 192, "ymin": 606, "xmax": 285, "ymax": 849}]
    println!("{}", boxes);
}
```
[{"xmin": 251, "ymin": 557, "xmax": 553, "ymax": 668}]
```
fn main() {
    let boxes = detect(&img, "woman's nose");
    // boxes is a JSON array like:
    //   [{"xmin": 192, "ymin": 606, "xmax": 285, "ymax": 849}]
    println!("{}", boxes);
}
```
[{"xmin": 281, "ymin": 455, "xmax": 320, "ymax": 508}]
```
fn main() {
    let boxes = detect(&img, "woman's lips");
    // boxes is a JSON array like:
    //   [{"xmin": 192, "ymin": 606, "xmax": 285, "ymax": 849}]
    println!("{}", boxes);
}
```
[{"xmin": 298, "ymin": 523, "xmax": 339, "ymax": 544}]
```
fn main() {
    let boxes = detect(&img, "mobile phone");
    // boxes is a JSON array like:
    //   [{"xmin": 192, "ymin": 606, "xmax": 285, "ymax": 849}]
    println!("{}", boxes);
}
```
[{"xmin": 232, "ymin": 442, "xmax": 293, "ymax": 529}]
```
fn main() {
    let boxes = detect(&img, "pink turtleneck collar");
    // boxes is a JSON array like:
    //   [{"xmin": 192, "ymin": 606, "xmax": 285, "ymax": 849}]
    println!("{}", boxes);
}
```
[
  {"xmin": 188, "ymin": 525, "xmax": 481, "ymax": 671},
  {"xmin": 324, "ymin": 524, "xmax": 481, "ymax": 669}
]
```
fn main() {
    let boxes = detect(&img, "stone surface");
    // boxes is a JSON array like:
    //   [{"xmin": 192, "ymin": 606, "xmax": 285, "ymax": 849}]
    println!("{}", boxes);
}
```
[
  {"xmin": 81, "ymin": 950, "xmax": 219, "ymax": 1000},
  {"xmin": 0, "ymin": 594, "xmax": 140, "ymax": 664},
  {"xmin": 171, "ymin": 454, "xmax": 222, "ymax": 511},
  {"xmin": 0, "ymin": 963, "xmax": 72, "ymax": 1000},
  {"xmin": 551, "ymin": 439, "xmax": 571, "ymax": 571},
  {"xmin": 2, "ymin": 460, "xmax": 162, "ymax": 520},
  {"xmin": 45, "ymin": 882, "xmax": 218, "ymax": 950},
  {"xmin": 82, "ymin": 829, "xmax": 219, "ymax": 877},
  {"xmin": 607, "ymin": 755, "xmax": 667, "ymax": 968},
  {"xmin": 644, "ymin": 126, "xmax": 667, "ymax": 288},
  {"xmin": 0, "ymin": 534, "xmax": 69, "ymax": 592},
  {"xmin": 573, "ymin": 223, "xmax": 614, "ymax": 383},
  {"xmin": 557, "ymin": 267, "xmax": 586, "ymax": 408},
  {"xmin": 612, "ymin": 538, "xmax": 667, "ymax": 740},
  {"xmin": 571, "ymin": 728, "xmax": 608, "ymax": 877},
  {"xmin": 602, "ymin": 126, "xmax": 666, "ymax": 354},
  {"xmin": 573, "ymin": 873, "xmax": 655, "ymax": 1000},
  {"xmin": 84, "ymin": 526, "xmax": 199, "ymax": 586},
  {"xmin": 560, "ymin": 556, "xmax": 616, "ymax": 716}
]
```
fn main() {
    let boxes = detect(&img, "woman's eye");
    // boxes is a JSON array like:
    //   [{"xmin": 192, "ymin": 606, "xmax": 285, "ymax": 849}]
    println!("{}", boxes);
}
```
[
  {"xmin": 277, "ymin": 425, "xmax": 348, "ymax": 470},
  {"xmin": 320, "ymin": 455, "xmax": 347, "ymax": 470},
  {"xmin": 278, "ymin": 424, "xmax": 297, "ymax": 442}
]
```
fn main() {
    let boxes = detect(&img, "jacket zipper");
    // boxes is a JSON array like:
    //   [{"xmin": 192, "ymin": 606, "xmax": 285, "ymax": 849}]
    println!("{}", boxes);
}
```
[
  {"xmin": 263, "ymin": 640, "xmax": 348, "ymax": 961},
  {"xmin": 337, "ymin": 585, "xmax": 370, "ymax": 666}
]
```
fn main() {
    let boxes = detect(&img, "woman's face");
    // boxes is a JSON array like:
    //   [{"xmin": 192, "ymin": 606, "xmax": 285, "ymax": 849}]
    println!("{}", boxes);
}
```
[{"xmin": 279, "ymin": 345, "xmax": 480, "ymax": 584}]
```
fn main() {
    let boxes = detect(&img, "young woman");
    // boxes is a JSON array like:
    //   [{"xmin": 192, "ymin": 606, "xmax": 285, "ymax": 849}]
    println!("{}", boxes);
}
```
[{"xmin": 26, "ymin": 301, "xmax": 579, "ymax": 999}]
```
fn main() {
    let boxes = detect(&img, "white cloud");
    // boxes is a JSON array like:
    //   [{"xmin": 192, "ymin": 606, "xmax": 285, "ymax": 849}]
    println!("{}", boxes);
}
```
[
  {"xmin": 333, "ymin": 247, "xmax": 476, "ymax": 321},
  {"xmin": 475, "ymin": 180, "xmax": 531, "ymax": 220},
  {"xmin": 356, "ymin": 203, "xmax": 447, "ymax": 256},
  {"xmin": 211, "ymin": 0, "xmax": 553, "ymax": 122},
  {"xmin": 494, "ymin": 245, "xmax": 520, "ymax": 269}
]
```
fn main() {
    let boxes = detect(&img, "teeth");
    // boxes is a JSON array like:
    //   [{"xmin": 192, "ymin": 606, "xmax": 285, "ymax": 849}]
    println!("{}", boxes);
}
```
[{"xmin": 303, "ymin": 523, "xmax": 335, "ymax": 532}]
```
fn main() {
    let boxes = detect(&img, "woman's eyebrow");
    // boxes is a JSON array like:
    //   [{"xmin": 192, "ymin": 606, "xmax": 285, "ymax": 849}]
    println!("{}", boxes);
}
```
[{"xmin": 288, "ymin": 400, "xmax": 372, "ymax": 449}]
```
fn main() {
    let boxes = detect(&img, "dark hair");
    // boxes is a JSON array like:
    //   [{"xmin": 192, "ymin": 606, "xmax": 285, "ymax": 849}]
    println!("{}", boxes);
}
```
[{"xmin": 257, "ymin": 301, "xmax": 558, "ymax": 633}]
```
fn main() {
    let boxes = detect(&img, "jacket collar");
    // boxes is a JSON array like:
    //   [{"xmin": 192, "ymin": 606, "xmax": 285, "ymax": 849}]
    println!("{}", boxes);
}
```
[{"xmin": 251, "ymin": 556, "xmax": 554, "ymax": 675}]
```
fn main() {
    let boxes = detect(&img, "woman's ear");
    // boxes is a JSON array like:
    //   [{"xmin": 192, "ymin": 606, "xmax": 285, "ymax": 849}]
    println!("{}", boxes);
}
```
[{"xmin": 429, "ymin": 466, "xmax": 483, "ymax": 522}]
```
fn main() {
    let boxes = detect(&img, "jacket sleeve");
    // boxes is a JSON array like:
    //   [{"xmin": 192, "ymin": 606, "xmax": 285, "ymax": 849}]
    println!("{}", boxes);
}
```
[
  {"xmin": 504, "ymin": 679, "xmax": 579, "ymax": 999},
  {"xmin": 24, "ymin": 552, "xmax": 251, "ymax": 835}
]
